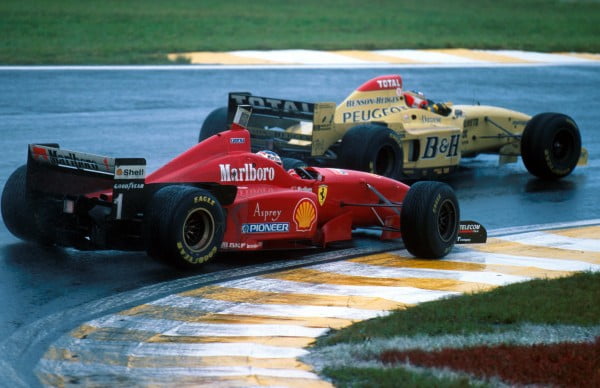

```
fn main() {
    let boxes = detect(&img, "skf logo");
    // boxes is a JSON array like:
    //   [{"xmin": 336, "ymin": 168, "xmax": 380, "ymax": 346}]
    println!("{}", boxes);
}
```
[
  {"xmin": 293, "ymin": 198, "xmax": 317, "ymax": 232},
  {"xmin": 317, "ymin": 185, "xmax": 328, "ymax": 206}
]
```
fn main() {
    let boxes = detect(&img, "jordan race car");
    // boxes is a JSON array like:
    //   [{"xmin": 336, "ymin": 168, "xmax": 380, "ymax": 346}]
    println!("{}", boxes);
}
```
[
  {"xmin": 200, "ymin": 74, "xmax": 587, "ymax": 180},
  {"xmin": 1, "ymin": 107, "xmax": 485, "ymax": 269}
]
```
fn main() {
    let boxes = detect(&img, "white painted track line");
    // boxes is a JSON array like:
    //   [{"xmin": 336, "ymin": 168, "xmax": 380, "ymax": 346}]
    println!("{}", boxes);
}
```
[{"xmin": 168, "ymin": 49, "xmax": 600, "ymax": 67}]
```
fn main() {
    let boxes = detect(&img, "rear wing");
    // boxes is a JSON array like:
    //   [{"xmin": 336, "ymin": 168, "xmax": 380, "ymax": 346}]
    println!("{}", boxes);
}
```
[
  {"xmin": 27, "ymin": 144, "xmax": 146, "ymax": 220},
  {"xmin": 227, "ymin": 92, "xmax": 336, "ymax": 156}
]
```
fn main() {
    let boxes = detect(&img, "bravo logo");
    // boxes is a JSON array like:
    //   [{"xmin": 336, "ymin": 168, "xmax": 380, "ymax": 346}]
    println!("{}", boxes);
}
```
[
  {"xmin": 219, "ymin": 163, "xmax": 275, "ymax": 182},
  {"xmin": 422, "ymin": 135, "xmax": 460, "ymax": 159}
]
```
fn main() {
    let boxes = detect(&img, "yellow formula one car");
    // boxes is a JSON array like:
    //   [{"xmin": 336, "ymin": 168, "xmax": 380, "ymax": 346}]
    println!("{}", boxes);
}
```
[{"xmin": 199, "ymin": 74, "xmax": 587, "ymax": 180}]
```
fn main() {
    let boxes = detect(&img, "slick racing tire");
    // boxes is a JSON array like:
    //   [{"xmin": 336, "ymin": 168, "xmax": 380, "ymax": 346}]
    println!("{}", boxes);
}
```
[
  {"xmin": 145, "ymin": 185, "xmax": 225, "ymax": 269},
  {"xmin": 1, "ymin": 165, "xmax": 54, "ymax": 244},
  {"xmin": 339, "ymin": 124, "xmax": 403, "ymax": 179},
  {"xmin": 198, "ymin": 106, "xmax": 229, "ymax": 142},
  {"xmin": 521, "ymin": 113, "xmax": 581, "ymax": 180},
  {"xmin": 401, "ymin": 181, "xmax": 459, "ymax": 259}
]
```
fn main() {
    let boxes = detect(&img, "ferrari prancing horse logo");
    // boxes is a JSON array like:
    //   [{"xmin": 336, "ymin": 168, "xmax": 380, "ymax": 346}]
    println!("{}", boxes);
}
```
[{"xmin": 318, "ymin": 185, "xmax": 328, "ymax": 206}]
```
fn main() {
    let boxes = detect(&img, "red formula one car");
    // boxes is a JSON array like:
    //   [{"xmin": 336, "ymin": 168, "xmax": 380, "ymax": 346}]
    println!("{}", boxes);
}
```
[{"xmin": 1, "ymin": 108, "xmax": 485, "ymax": 268}]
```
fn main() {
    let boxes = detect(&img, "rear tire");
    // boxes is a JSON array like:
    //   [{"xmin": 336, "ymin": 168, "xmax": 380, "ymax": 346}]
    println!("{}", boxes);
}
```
[
  {"xmin": 145, "ymin": 186, "xmax": 225, "ymax": 269},
  {"xmin": 1, "ymin": 165, "xmax": 53, "ymax": 244},
  {"xmin": 401, "ymin": 181, "xmax": 459, "ymax": 259},
  {"xmin": 198, "ymin": 106, "xmax": 229, "ymax": 142},
  {"xmin": 339, "ymin": 124, "xmax": 403, "ymax": 179},
  {"xmin": 521, "ymin": 113, "xmax": 581, "ymax": 180}
]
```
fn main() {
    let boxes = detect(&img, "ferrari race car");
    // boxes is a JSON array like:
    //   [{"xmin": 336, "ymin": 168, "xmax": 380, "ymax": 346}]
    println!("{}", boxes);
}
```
[
  {"xmin": 199, "ymin": 74, "xmax": 587, "ymax": 181},
  {"xmin": 1, "ymin": 107, "xmax": 485, "ymax": 269}
]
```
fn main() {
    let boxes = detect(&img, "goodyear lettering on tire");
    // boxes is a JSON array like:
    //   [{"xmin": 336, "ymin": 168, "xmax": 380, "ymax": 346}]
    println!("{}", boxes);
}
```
[
  {"xmin": 177, "ymin": 242, "xmax": 217, "ymax": 264},
  {"xmin": 194, "ymin": 195, "xmax": 215, "ymax": 206}
]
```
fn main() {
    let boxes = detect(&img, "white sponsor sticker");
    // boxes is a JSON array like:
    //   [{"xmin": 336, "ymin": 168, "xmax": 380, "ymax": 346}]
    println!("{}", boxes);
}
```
[{"xmin": 115, "ymin": 165, "xmax": 146, "ymax": 180}]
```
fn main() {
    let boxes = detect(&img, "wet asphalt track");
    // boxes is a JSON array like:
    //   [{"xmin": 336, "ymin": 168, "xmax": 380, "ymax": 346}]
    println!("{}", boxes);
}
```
[{"xmin": 0, "ymin": 65, "xmax": 599, "ymax": 385}]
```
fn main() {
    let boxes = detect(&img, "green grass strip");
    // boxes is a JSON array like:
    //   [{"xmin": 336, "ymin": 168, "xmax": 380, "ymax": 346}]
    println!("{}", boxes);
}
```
[
  {"xmin": 313, "ymin": 271, "xmax": 600, "ymax": 386},
  {"xmin": 2, "ymin": 0, "xmax": 600, "ymax": 64},
  {"xmin": 317, "ymin": 271, "xmax": 600, "ymax": 346}
]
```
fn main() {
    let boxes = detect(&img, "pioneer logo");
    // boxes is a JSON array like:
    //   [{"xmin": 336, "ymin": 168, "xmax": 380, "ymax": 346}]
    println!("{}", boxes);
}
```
[
  {"xmin": 219, "ymin": 163, "xmax": 275, "ymax": 182},
  {"xmin": 242, "ymin": 222, "xmax": 289, "ymax": 234}
]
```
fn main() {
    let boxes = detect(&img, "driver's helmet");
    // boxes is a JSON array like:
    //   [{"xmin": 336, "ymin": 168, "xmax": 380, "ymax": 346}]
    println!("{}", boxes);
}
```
[
  {"xmin": 257, "ymin": 150, "xmax": 282, "ymax": 166},
  {"xmin": 404, "ymin": 90, "xmax": 428, "ymax": 109}
]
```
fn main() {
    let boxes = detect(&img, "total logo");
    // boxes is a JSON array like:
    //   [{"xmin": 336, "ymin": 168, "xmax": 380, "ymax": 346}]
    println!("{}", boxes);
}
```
[
  {"xmin": 376, "ymin": 78, "xmax": 402, "ymax": 89},
  {"xmin": 230, "ymin": 94, "xmax": 313, "ymax": 116}
]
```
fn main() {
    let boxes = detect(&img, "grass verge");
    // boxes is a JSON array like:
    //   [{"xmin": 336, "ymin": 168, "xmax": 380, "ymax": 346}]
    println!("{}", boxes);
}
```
[
  {"xmin": 318, "ymin": 271, "xmax": 600, "ymax": 345},
  {"xmin": 312, "ymin": 271, "xmax": 600, "ymax": 386},
  {"xmin": 2, "ymin": 0, "xmax": 600, "ymax": 64}
]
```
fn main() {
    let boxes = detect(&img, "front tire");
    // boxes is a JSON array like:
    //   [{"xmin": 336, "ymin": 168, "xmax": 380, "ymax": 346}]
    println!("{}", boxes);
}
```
[
  {"xmin": 198, "ymin": 106, "xmax": 229, "ymax": 143},
  {"xmin": 338, "ymin": 124, "xmax": 403, "ymax": 179},
  {"xmin": 145, "ymin": 186, "xmax": 225, "ymax": 269},
  {"xmin": 521, "ymin": 113, "xmax": 581, "ymax": 180},
  {"xmin": 401, "ymin": 181, "xmax": 459, "ymax": 259}
]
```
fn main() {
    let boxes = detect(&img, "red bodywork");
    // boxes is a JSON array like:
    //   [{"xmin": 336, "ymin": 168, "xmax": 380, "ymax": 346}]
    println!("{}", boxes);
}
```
[{"xmin": 141, "ymin": 123, "xmax": 409, "ymax": 251}]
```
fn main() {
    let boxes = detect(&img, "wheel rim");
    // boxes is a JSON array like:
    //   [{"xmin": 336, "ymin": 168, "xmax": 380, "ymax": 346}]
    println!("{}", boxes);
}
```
[
  {"xmin": 552, "ymin": 128, "xmax": 574, "ymax": 162},
  {"xmin": 437, "ymin": 199, "xmax": 457, "ymax": 242},
  {"xmin": 183, "ymin": 208, "xmax": 215, "ymax": 251},
  {"xmin": 374, "ymin": 145, "xmax": 396, "ymax": 176}
]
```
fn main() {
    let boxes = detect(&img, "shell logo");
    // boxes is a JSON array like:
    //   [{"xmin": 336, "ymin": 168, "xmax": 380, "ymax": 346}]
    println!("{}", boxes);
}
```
[{"xmin": 293, "ymin": 198, "xmax": 317, "ymax": 232}]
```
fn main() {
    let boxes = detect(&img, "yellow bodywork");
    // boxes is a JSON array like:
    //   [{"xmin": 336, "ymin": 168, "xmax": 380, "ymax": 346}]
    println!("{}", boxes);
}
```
[
  {"xmin": 246, "ymin": 82, "xmax": 586, "ymax": 179},
  {"xmin": 305, "ymin": 88, "xmax": 530, "ymax": 178}
]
